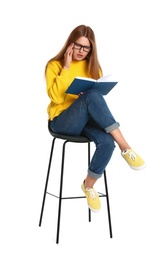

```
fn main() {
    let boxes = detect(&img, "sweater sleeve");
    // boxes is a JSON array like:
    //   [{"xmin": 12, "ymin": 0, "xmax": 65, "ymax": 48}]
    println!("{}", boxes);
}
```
[{"xmin": 46, "ymin": 61, "xmax": 71, "ymax": 105}]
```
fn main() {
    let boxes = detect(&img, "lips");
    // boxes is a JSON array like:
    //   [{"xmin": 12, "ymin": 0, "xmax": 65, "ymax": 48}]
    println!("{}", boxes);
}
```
[{"xmin": 77, "ymin": 54, "xmax": 83, "ymax": 58}]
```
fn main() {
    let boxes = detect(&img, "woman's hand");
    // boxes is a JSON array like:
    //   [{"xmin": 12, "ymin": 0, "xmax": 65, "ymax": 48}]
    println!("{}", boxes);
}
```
[
  {"xmin": 63, "ymin": 43, "xmax": 74, "ymax": 69},
  {"xmin": 78, "ymin": 92, "xmax": 84, "ymax": 97}
]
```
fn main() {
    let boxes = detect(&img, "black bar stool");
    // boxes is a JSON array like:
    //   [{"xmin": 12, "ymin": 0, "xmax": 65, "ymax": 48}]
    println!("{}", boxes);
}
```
[{"xmin": 39, "ymin": 124, "xmax": 113, "ymax": 244}]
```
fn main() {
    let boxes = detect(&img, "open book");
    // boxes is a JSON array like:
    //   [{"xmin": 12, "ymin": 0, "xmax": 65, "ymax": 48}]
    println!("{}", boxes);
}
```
[{"xmin": 66, "ymin": 74, "xmax": 118, "ymax": 95}]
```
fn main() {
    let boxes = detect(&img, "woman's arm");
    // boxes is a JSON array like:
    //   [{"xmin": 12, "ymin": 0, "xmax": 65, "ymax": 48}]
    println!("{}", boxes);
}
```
[{"xmin": 46, "ymin": 61, "xmax": 71, "ymax": 104}]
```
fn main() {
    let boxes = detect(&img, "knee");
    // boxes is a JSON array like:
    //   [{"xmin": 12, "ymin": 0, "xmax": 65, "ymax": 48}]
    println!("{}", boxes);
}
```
[
  {"xmin": 85, "ymin": 89, "xmax": 103, "ymax": 100},
  {"xmin": 98, "ymin": 134, "xmax": 115, "ymax": 153}
]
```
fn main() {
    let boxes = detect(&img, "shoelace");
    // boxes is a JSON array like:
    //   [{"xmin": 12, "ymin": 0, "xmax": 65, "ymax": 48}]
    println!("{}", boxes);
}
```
[
  {"xmin": 127, "ymin": 150, "xmax": 136, "ymax": 161},
  {"xmin": 85, "ymin": 188, "xmax": 96, "ymax": 199}
]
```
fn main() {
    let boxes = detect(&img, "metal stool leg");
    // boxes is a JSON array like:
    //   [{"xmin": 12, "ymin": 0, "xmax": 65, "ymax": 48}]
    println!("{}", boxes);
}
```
[
  {"xmin": 56, "ymin": 140, "xmax": 68, "ymax": 244},
  {"xmin": 39, "ymin": 137, "xmax": 56, "ymax": 226},
  {"xmin": 103, "ymin": 170, "xmax": 113, "ymax": 238},
  {"xmin": 39, "ymin": 137, "xmax": 113, "ymax": 243},
  {"xmin": 87, "ymin": 142, "xmax": 91, "ymax": 222}
]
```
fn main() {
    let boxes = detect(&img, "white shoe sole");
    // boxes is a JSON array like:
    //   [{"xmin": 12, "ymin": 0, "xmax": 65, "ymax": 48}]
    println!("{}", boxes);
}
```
[{"xmin": 130, "ymin": 163, "xmax": 146, "ymax": 170}]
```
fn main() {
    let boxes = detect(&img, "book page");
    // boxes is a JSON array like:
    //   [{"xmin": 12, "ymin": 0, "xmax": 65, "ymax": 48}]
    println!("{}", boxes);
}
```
[
  {"xmin": 75, "ymin": 76, "xmax": 96, "ymax": 82},
  {"xmin": 97, "ymin": 74, "xmax": 116, "ymax": 82}
]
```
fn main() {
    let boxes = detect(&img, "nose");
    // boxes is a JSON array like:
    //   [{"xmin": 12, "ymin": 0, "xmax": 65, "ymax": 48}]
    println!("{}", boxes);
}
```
[{"xmin": 79, "ymin": 47, "xmax": 84, "ymax": 52}]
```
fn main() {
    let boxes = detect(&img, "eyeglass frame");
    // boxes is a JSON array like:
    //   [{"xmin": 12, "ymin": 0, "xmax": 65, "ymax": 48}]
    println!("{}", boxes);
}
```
[{"xmin": 73, "ymin": 42, "xmax": 91, "ymax": 53}]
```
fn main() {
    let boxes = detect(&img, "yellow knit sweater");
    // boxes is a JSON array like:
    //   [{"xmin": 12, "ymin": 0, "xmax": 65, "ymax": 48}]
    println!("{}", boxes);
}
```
[{"xmin": 46, "ymin": 59, "xmax": 92, "ymax": 120}]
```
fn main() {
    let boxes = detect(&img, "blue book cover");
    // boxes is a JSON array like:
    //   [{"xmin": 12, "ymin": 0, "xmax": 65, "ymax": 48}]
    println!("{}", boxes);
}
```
[{"xmin": 66, "ymin": 75, "xmax": 118, "ymax": 95}]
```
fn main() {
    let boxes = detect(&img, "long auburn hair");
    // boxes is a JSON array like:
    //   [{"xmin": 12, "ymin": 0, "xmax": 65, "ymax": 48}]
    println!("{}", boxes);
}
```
[{"xmin": 45, "ymin": 25, "xmax": 102, "ymax": 79}]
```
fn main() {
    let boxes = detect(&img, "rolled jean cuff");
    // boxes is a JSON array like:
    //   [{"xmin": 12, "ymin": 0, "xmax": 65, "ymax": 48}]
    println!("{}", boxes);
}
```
[
  {"xmin": 104, "ymin": 122, "xmax": 120, "ymax": 133},
  {"xmin": 88, "ymin": 169, "xmax": 103, "ymax": 179}
]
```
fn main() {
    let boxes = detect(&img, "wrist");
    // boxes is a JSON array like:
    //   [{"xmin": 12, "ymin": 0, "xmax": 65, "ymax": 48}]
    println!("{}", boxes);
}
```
[{"xmin": 63, "ymin": 66, "xmax": 69, "ymax": 70}]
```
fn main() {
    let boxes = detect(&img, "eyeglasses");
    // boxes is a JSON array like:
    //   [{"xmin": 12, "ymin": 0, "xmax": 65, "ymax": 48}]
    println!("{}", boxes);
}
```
[{"xmin": 73, "ymin": 42, "xmax": 91, "ymax": 52}]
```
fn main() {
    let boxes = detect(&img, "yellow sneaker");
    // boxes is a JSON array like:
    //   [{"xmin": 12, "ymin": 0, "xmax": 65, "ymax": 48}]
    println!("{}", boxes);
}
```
[
  {"xmin": 121, "ymin": 149, "xmax": 146, "ymax": 170},
  {"xmin": 81, "ymin": 182, "xmax": 101, "ymax": 213}
]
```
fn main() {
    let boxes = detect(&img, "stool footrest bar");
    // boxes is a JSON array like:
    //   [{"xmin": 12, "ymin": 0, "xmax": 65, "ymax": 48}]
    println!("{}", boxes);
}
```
[{"xmin": 46, "ymin": 191, "xmax": 106, "ymax": 199}]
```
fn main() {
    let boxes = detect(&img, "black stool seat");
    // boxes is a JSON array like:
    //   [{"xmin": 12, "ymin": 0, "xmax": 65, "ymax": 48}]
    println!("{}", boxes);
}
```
[
  {"xmin": 39, "ymin": 124, "xmax": 113, "ymax": 243},
  {"xmin": 49, "ymin": 133, "xmax": 91, "ymax": 142},
  {"xmin": 48, "ymin": 123, "xmax": 92, "ymax": 142}
]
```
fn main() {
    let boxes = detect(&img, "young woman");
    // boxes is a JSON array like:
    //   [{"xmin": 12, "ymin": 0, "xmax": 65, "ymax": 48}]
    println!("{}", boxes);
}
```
[{"xmin": 45, "ymin": 24, "xmax": 146, "ymax": 213}]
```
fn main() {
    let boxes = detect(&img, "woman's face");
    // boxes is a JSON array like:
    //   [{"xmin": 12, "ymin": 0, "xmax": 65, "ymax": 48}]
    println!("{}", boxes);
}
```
[{"xmin": 72, "ymin": 36, "xmax": 91, "ymax": 61}]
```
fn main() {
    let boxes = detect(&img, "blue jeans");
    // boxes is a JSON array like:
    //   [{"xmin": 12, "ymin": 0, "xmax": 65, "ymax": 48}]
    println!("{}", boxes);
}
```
[{"xmin": 49, "ymin": 89, "xmax": 120, "ymax": 179}]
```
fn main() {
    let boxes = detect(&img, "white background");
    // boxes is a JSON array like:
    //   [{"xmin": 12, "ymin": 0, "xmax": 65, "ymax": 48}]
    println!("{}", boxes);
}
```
[{"xmin": 0, "ymin": 0, "xmax": 167, "ymax": 259}]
